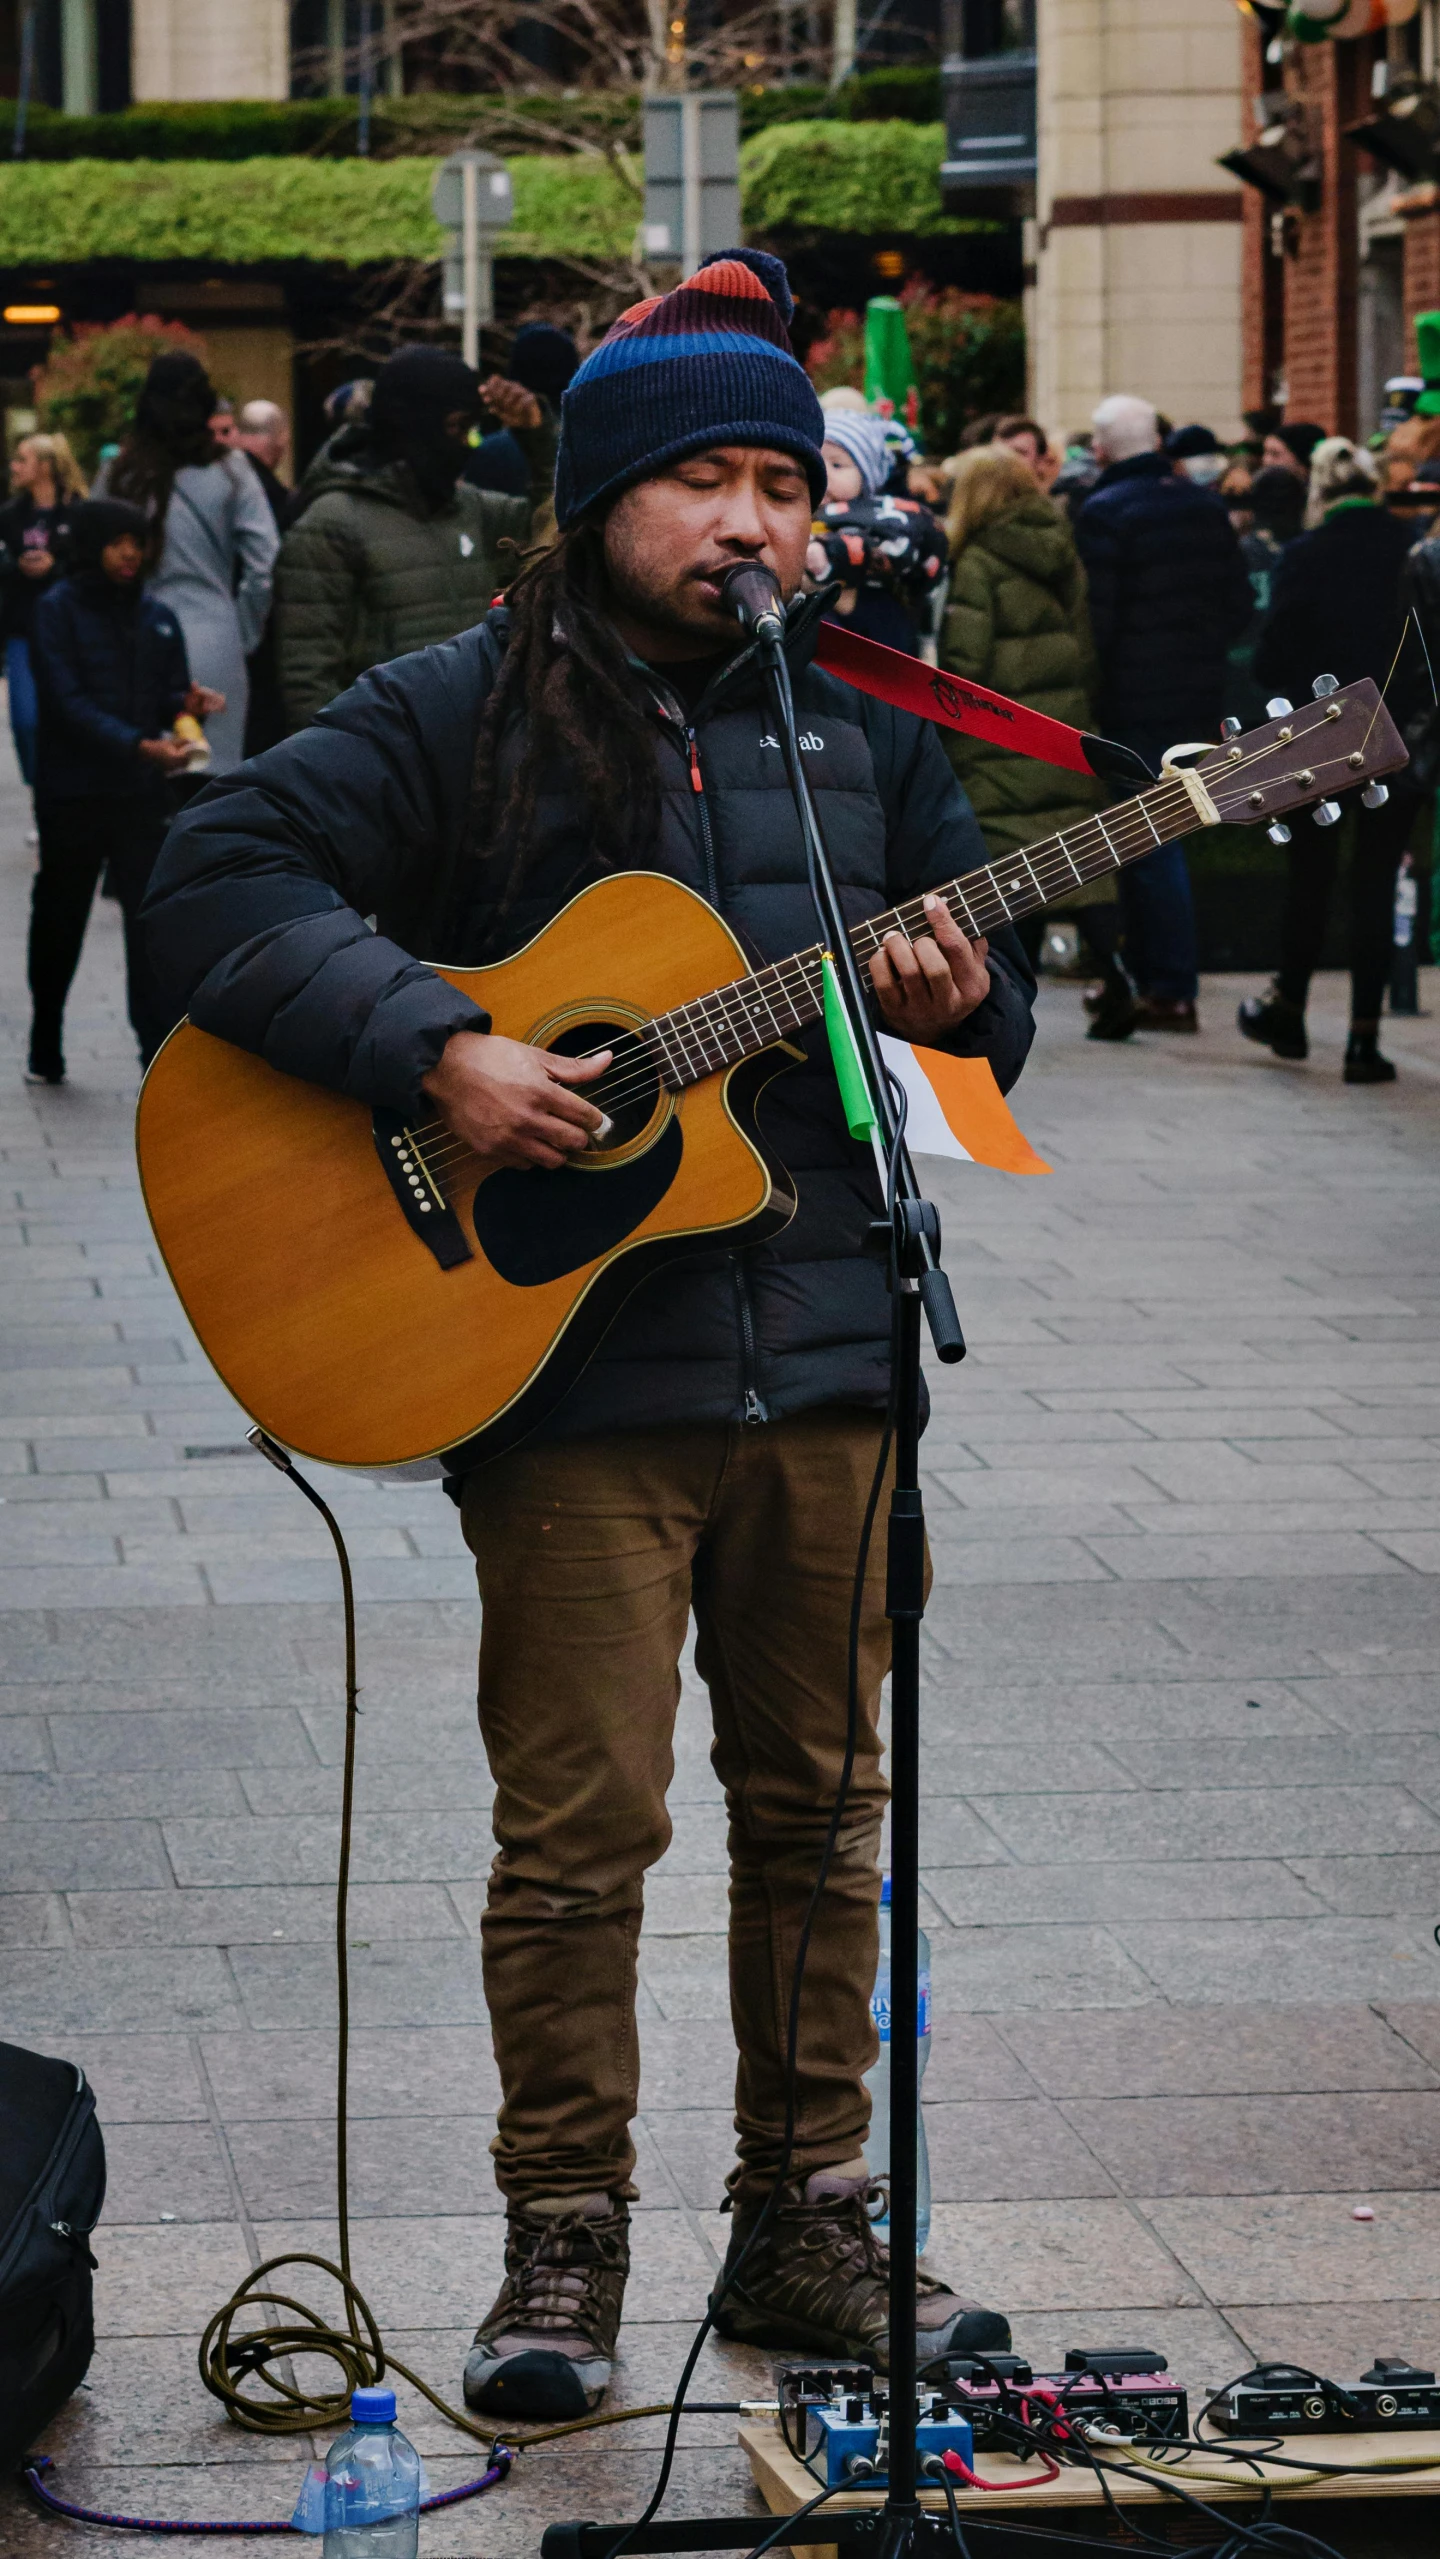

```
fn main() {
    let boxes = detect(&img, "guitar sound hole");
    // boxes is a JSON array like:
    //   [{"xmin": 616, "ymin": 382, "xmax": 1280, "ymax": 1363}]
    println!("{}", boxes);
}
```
[{"xmin": 546, "ymin": 1019, "xmax": 661, "ymax": 1153}]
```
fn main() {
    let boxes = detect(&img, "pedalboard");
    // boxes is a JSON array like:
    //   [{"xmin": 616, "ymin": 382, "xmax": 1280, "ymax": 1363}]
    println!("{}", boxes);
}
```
[
  {"xmin": 778, "ymin": 2348, "xmax": 1440, "ymax": 2482},
  {"xmin": 778, "ymin": 2351, "xmax": 1188, "ymax": 2480},
  {"xmin": 1209, "ymin": 2360, "xmax": 1440, "ymax": 2436}
]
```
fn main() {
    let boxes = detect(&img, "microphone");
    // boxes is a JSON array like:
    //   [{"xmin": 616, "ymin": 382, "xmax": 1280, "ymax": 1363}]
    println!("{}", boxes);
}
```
[{"xmin": 720, "ymin": 561, "xmax": 785, "ymax": 645}]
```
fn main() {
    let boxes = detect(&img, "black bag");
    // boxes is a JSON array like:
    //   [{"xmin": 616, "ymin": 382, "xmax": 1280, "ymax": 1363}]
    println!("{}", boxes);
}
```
[{"xmin": 0, "ymin": 2040, "xmax": 106, "ymax": 2470}]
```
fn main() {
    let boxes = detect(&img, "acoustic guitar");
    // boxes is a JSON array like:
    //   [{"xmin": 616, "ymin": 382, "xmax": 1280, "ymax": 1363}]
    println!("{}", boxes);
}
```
[{"xmin": 136, "ymin": 681, "xmax": 1407, "ymax": 1473}]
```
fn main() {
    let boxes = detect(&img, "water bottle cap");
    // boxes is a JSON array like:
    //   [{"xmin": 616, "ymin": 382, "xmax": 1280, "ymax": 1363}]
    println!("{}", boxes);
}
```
[
  {"xmin": 351, "ymin": 2387, "xmax": 396, "ymax": 2424},
  {"xmin": 880, "ymin": 1875, "xmax": 891, "ymax": 1906}
]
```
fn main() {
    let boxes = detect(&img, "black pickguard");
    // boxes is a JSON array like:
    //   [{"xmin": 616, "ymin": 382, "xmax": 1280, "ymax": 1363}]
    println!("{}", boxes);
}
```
[
  {"xmin": 471, "ymin": 1119, "xmax": 684, "ymax": 1286},
  {"xmin": 442, "ymin": 1049, "xmax": 800, "ymax": 1475}
]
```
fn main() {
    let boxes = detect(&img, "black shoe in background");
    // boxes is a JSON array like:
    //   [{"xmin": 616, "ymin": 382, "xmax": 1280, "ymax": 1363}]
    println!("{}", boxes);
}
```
[
  {"xmin": 1238, "ymin": 983, "xmax": 1308, "ymax": 1061},
  {"xmin": 1343, "ymin": 1030, "xmax": 1397, "ymax": 1085},
  {"xmin": 25, "ymin": 1023, "xmax": 64, "ymax": 1086},
  {"xmin": 1085, "ymin": 959, "xmax": 1139, "ymax": 1042}
]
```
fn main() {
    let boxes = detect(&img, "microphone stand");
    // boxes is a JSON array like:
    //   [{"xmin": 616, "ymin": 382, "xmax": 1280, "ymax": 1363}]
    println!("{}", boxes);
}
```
[
  {"xmin": 543, "ymin": 583, "xmax": 988, "ymax": 2559},
  {"xmin": 749, "ymin": 593, "xmax": 964, "ymax": 2549}
]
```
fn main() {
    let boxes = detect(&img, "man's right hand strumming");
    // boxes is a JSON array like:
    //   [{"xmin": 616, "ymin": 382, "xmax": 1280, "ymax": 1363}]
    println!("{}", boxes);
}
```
[{"xmin": 422, "ymin": 1030, "xmax": 612, "ymax": 1170}]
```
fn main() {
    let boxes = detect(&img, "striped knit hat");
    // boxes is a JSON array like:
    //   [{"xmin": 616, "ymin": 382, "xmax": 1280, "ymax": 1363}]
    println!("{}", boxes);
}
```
[{"xmin": 553, "ymin": 248, "xmax": 826, "ymax": 530}]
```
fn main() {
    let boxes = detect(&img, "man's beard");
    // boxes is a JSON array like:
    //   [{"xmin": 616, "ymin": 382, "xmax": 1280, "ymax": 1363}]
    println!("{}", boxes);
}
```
[{"xmin": 601, "ymin": 542, "xmax": 743, "ymax": 653}]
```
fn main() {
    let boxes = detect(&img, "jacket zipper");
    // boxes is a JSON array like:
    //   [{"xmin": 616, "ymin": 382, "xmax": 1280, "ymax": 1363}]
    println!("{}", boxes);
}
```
[
  {"xmin": 685, "ymin": 725, "xmax": 720, "ymax": 909},
  {"xmin": 732, "ymin": 1253, "xmax": 768, "ymax": 1424},
  {"xmin": 667, "ymin": 706, "xmax": 761, "ymax": 1420}
]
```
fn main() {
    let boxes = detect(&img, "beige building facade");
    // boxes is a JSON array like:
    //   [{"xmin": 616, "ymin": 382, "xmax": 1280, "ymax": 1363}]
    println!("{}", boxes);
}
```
[
  {"xmin": 1032, "ymin": 0, "xmax": 1246, "ymax": 440},
  {"xmin": 129, "ymin": 0, "xmax": 291, "ymax": 102}
]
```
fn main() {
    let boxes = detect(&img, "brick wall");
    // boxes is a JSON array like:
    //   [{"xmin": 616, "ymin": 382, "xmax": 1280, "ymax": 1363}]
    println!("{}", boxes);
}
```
[
  {"xmin": 1404, "ymin": 205, "xmax": 1440, "ymax": 363},
  {"xmin": 1280, "ymin": 37, "xmax": 1367, "ymax": 435}
]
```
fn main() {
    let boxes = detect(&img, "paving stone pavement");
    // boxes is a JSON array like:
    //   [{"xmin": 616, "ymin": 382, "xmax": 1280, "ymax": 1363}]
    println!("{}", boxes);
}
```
[{"xmin": 3, "ymin": 737, "xmax": 1440, "ymax": 2556}]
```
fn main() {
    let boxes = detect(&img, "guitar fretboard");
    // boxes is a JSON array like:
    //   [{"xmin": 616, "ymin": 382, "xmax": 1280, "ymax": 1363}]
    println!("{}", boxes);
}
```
[{"xmin": 641, "ymin": 773, "xmax": 1199, "ymax": 1089}]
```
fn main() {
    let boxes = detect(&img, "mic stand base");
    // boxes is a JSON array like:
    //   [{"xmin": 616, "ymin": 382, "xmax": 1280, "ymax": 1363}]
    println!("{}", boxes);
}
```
[{"xmin": 540, "ymin": 2514, "xmax": 1082, "ymax": 2559}]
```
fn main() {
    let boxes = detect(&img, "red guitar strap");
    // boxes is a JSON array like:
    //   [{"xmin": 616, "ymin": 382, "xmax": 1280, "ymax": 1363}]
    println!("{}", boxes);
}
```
[{"xmin": 812, "ymin": 620, "xmax": 1101, "ymax": 781}]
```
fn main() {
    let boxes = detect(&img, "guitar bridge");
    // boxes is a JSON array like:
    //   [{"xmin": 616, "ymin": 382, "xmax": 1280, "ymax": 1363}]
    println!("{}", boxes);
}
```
[{"xmin": 372, "ymin": 1108, "xmax": 474, "ymax": 1270}]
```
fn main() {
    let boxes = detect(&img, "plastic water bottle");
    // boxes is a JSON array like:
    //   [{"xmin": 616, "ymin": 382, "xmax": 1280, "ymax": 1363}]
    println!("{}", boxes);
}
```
[
  {"xmin": 863, "ymin": 1875, "xmax": 931, "ymax": 2252},
  {"xmin": 322, "ymin": 2388, "xmax": 421, "ymax": 2559},
  {"xmin": 1391, "ymin": 852, "xmax": 1420, "ymax": 1015}
]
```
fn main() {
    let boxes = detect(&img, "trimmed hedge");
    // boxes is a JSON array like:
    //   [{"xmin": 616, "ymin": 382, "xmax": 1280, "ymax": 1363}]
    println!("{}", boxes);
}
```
[
  {"xmin": 0, "ymin": 68, "xmax": 942, "ymax": 162},
  {"xmin": 0, "ymin": 153, "xmax": 639, "ymax": 265},
  {"xmin": 0, "ymin": 157, "xmax": 451, "ymax": 264},
  {"xmin": 0, "ymin": 122, "xmax": 959, "ymax": 266},
  {"xmin": 742, "ymin": 121, "xmax": 963, "ymax": 237},
  {"xmin": 0, "ymin": 120, "xmax": 977, "ymax": 267}
]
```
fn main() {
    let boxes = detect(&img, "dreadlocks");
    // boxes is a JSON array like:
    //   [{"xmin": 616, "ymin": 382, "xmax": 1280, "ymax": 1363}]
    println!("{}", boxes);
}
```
[{"xmin": 442, "ymin": 521, "xmax": 661, "ymax": 951}]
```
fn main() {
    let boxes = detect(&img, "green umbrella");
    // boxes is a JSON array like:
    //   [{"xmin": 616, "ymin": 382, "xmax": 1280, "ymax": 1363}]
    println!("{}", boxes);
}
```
[
  {"xmin": 1416, "ymin": 309, "xmax": 1440, "ymax": 417},
  {"xmin": 864, "ymin": 296, "xmax": 917, "ymax": 428}
]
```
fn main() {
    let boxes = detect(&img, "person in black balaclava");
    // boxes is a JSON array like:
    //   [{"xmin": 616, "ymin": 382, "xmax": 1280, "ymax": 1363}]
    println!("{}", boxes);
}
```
[
  {"xmin": 367, "ymin": 345, "xmax": 486, "ymax": 513},
  {"xmin": 274, "ymin": 342, "xmax": 547, "ymax": 730}
]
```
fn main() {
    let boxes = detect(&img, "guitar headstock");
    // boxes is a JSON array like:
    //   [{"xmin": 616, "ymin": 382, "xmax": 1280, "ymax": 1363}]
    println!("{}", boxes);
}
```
[{"xmin": 1188, "ymin": 679, "xmax": 1409, "ymax": 829}]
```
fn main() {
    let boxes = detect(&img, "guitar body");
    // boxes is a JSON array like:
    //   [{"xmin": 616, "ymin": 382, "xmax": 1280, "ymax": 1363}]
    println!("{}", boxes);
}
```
[{"xmin": 136, "ymin": 873, "xmax": 798, "ymax": 1470}]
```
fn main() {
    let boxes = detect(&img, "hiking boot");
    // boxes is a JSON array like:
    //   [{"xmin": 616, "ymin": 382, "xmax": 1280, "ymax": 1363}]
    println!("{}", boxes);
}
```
[
  {"xmin": 1343, "ymin": 1030, "xmax": 1397, "ymax": 1086},
  {"xmin": 1084, "ymin": 960, "xmax": 1139, "ymax": 1043},
  {"xmin": 463, "ymin": 2193, "xmax": 629, "ymax": 2421},
  {"xmin": 708, "ymin": 2162, "xmax": 1010, "ymax": 2368},
  {"xmin": 1132, "ymin": 997, "xmax": 1198, "ymax": 1034},
  {"xmin": 1237, "ymin": 983, "xmax": 1307, "ymax": 1061}
]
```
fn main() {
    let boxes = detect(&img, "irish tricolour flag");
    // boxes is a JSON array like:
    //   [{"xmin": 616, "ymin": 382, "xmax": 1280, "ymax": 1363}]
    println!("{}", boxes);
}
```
[{"xmin": 878, "ymin": 1035, "xmax": 1049, "ymax": 1175}]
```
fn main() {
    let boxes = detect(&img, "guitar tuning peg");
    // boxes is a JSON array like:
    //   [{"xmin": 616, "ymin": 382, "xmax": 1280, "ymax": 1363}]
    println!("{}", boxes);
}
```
[
  {"xmin": 1265, "ymin": 697, "xmax": 1294, "ymax": 719},
  {"xmin": 1267, "ymin": 821, "xmax": 1292, "ymax": 845},
  {"xmin": 1311, "ymin": 672, "xmax": 1340, "ymax": 698},
  {"xmin": 1312, "ymin": 799, "xmax": 1343, "ymax": 827},
  {"xmin": 1361, "ymin": 780, "xmax": 1389, "ymax": 809},
  {"xmin": 1220, "ymin": 716, "xmax": 1242, "ymax": 739}
]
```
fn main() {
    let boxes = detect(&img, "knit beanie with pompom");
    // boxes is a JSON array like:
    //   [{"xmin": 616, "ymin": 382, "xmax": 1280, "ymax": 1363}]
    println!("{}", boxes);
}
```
[{"xmin": 553, "ymin": 248, "xmax": 826, "ymax": 529}]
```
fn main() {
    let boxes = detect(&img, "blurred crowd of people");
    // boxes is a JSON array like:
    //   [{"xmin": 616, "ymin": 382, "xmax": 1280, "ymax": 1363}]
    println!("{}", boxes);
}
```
[
  {"xmin": 6, "ymin": 323, "xmax": 1436, "ymax": 1093},
  {"xmin": 4, "ymin": 333, "xmax": 572, "ymax": 1085},
  {"xmin": 903, "ymin": 385, "xmax": 1440, "ymax": 1087}
]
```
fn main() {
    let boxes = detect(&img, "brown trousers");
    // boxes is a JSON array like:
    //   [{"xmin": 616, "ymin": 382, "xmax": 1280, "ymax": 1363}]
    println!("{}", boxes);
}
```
[{"xmin": 460, "ymin": 1409, "xmax": 893, "ymax": 2205}]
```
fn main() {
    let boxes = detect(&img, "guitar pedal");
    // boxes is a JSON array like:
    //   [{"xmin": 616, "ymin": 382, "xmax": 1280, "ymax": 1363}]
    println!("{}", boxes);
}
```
[{"xmin": 779, "ymin": 2372, "xmax": 973, "ymax": 2487}]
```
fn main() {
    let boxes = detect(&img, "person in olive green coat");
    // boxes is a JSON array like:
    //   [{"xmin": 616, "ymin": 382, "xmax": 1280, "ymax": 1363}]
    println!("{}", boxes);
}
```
[
  {"xmin": 939, "ymin": 442, "xmax": 1107, "ymax": 857},
  {"xmin": 275, "ymin": 346, "xmax": 554, "ymax": 733}
]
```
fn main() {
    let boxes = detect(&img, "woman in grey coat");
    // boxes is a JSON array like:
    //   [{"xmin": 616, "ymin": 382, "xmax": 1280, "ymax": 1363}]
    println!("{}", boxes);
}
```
[{"xmin": 100, "ymin": 353, "xmax": 277, "ymax": 771}]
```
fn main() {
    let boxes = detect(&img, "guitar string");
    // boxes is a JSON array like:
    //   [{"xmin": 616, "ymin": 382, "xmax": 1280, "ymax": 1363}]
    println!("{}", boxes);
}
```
[
  {"xmin": 410, "ymin": 754, "xmax": 1347, "ymax": 1155},
  {"xmin": 406, "ymin": 751, "xmax": 1377, "ymax": 1173},
  {"xmin": 401, "ymin": 695, "xmax": 1379, "ymax": 1144},
  {"xmin": 405, "ymin": 782, "xmax": 1203, "ymax": 1159},
  {"xmin": 404, "ymin": 731, "xmax": 1390, "ymax": 1169},
  {"xmin": 402, "ymin": 705, "xmax": 1377, "ymax": 1146},
  {"xmin": 405, "ymin": 809, "xmax": 1181, "ymax": 1171}
]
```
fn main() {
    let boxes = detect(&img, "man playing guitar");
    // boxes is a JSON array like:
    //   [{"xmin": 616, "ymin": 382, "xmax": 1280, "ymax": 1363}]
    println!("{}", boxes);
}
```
[{"xmin": 145, "ymin": 251, "xmax": 1034, "ymax": 2422}]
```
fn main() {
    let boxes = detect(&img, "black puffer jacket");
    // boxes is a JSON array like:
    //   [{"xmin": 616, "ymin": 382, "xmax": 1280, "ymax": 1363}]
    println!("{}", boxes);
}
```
[
  {"xmin": 33, "ymin": 570, "xmax": 190, "ymax": 801},
  {"xmin": 143, "ymin": 602, "xmax": 1035, "ymax": 1445},
  {"xmin": 1074, "ymin": 451, "xmax": 1253, "ymax": 737}
]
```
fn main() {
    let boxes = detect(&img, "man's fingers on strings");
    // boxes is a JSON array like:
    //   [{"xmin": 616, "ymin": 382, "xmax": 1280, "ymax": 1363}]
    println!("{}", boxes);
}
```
[
  {"xmin": 876, "ymin": 929, "xmax": 924, "ymax": 991},
  {"xmin": 922, "ymin": 894, "xmax": 980, "ymax": 961},
  {"xmin": 543, "ymin": 1046, "xmax": 613, "ymax": 1085}
]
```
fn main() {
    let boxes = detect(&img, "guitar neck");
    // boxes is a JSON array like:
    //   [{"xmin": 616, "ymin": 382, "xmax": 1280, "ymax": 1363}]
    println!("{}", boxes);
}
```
[{"xmin": 644, "ymin": 766, "xmax": 1204, "ymax": 1089}]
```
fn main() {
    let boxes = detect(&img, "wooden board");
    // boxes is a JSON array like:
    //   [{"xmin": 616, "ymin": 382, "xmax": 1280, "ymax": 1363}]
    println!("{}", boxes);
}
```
[{"xmin": 739, "ymin": 2411, "xmax": 1440, "ymax": 2538}]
